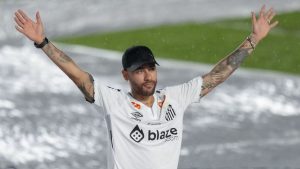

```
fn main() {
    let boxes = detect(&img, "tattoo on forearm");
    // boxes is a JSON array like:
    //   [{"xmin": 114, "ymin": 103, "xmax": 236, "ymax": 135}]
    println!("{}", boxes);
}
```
[
  {"xmin": 42, "ymin": 42, "xmax": 95, "ymax": 103},
  {"xmin": 78, "ymin": 73, "xmax": 95, "ymax": 103},
  {"xmin": 227, "ymin": 48, "xmax": 249, "ymax": 69},
  {"xmin": 43, "ymin": 43, "xmax": 95, "ymax": 102},
  {"xmin": 43, "ymin": 43, "xmax": 72, "ymax": 63},
  {"xmin": 57, "ymin": 50, "xmax": 72, "ymax": 63},
  {"xmin": 201, "ymin": 38, "xmax": 254, "ymax": 97},
  {"xmin": 214, "ymin": 39, "xmax": 253, "ymax": 76},
  {"xmin": 226, "ymin": 39, "xmax": 253, "ymax": 70}
]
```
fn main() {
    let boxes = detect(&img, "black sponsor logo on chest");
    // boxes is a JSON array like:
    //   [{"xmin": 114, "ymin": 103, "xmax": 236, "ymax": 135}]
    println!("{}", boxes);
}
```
[{"xmin": 130, "ymin": 125, "xmax": 178, "ymax": 142}]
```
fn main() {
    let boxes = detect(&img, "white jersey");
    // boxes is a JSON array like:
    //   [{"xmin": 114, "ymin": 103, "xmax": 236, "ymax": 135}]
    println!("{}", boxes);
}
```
[{"xmin": 93, "ymin": 77, "xmax": 203, "ymax": 169}]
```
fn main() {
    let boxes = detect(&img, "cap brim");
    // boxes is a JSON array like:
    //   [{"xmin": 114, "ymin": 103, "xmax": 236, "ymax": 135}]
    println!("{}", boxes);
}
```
[{"xmin": 126, "ymin": 61, "xmax": 159, "ymax": 71}]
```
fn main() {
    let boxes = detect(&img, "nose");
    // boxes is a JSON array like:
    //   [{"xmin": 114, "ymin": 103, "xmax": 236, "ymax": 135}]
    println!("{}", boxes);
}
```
[{"xmin": 144, "ymin": 69, "xmax": 152, "ymax": 81}]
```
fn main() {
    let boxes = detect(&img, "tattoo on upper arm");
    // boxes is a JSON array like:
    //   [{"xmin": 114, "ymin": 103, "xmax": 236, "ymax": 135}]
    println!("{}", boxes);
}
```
[
  {"xmin": 200, "ymin": 73, "xmax": 218, "ymax": 98},
  {"xmin": 78, "ymin": 73, "xmax": 95, "ymax": 103}
]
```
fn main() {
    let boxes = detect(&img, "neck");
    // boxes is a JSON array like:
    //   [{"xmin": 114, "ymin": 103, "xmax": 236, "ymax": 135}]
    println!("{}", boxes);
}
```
[{"xmin": 131, "ymin": 91, "xmax": 154, "ymax": 108}]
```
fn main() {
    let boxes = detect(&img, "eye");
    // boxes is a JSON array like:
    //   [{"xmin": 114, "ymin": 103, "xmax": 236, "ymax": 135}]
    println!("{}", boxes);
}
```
[
  {"xmin": 149, "ymin": 66, "xmax": 156, "ymax": 71},
  {"xmin": 135, "ymin": 69, "xmax": 143, "ymax": 73}
]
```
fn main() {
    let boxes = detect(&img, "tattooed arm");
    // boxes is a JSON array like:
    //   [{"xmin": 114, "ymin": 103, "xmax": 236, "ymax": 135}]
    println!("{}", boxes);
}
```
[
  {"xmin": 200, "ymin": 36, "xmax": 254, "ymax": 97},
  {"xmin": 200, "ymin": 5, "xmax": 278, "ymax": 97},
  {"xmin": 14, "ymin": 10, "xmax": 94, "ymax": 102},
  {"xmin": 42, "ymin": 43, "xmax": 95, "ymax": 102}
]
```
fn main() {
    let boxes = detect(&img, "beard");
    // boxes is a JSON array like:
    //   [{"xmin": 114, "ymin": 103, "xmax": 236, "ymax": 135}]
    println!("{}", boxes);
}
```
[{"xmin": 130, "ymin": 80, "xmax": 157, "ymax": 97}]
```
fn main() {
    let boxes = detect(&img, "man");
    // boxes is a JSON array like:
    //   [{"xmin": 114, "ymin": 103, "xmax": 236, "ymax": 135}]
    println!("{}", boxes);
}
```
[{"xmin": 14, "ymin": 5, "xmax": 278, "ymax": 169}]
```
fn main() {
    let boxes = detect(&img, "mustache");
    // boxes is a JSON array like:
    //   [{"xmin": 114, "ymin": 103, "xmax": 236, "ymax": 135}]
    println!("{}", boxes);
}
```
[{"xmin": 143, "ymin": 80, "xmax": 156, "ymax": 86}]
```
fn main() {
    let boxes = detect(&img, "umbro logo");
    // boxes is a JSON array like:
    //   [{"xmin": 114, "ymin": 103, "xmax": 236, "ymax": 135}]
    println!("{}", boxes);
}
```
[
  {"xmin": 165, "ymin": 104, "xmax": 176, "ymax": 121},
  {"xmin": 131, "ymin": 112, "xmax": 143, "ymax": 121}
]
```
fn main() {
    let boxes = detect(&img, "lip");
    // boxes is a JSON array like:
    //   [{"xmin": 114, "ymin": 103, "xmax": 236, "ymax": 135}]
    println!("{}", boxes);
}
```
[{"xmin": 143, "ymin": 82, "xmax": 154, "ymax": 88}]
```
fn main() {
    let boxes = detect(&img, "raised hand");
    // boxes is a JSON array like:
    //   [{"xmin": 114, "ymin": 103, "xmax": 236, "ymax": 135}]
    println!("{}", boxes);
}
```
[
  {"xmin": 251, "ymin": 5, "xmax": 279, "ymax": 43},
  {"xmin": 14, "ymin": 9, "xmax": 45, "ymax": 44}
]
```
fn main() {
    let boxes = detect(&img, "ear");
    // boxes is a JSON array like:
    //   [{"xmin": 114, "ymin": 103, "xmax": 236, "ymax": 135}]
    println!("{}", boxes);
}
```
[{"xmin": 122, "ymin": 69, "xmax": 129, "ymax": 81}]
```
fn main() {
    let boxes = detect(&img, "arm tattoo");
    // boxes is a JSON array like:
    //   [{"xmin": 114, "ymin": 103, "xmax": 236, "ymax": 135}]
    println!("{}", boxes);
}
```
[
  {"xmin": 227, "ymin": 48, "xmax": 249, "ymax": 69},
  {"xmin": 201, "ymin": 37, "xmax": 255, "ymax": 96},
  {"xmin": 57, "ymin": 50, "xmax": 72, "ymax": 63},
  {"xmin": 78, "ymin": 73, "xmax": 95, "ymax": 103},
  {"xmin": 42, "ymin": 42, "xmax": 95, "ymax": 103},
  {"xmin": 43, "ymin": 42, "xmax": 72, "ymax": 64}
]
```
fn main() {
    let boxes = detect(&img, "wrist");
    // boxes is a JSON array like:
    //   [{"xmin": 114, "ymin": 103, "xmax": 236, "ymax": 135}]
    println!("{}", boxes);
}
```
[
  {"xmin": 34, "ymin": 36, "xmax": 46, "ymax": 44},
  {"xmin": 250, "ymin": 34, "xmax": 261, "ymax": 44},
  {"xmin": 34, "ymin": 37, "xmax": 49, "ymax": 48},
  {"xmin": 247, "ymin": 34, "xmax": 259, "ymax": 49}
]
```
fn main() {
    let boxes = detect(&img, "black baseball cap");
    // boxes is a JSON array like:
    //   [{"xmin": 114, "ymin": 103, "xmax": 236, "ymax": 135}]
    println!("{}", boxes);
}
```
[{"xmin": 122, "ymin": 45, "xmax": 159, "ymax": 71}]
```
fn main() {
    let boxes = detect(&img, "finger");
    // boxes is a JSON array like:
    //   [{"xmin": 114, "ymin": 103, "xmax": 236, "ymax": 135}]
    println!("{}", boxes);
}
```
[
  {"xmin": 259, "ymin": 4, "xmax": 266, "ymax": 18},
  {"xmin": 15, "ymin": 11, "xmax": 26, "ymax": 24},
  {"xmin": 15, "ymin": 25, "xmax": 24, "ymax": 34},
  {"xmin": 36, "ymin": 11, "xmax": 43, "ymax": 25},
  {"xmin": 266, "ymin": 7, "xmax": 273, "ymax": 18},
  {"xmin": 251, "ymin": 12, "xmax": 257, "ymax": 24},
  {"xmin": 14, "ymin": 17, "xmax": 24, "ymax": 28},
  {"xmin": 268, "ymin": 11, "xmax": 276, "ymax": 21},
  {"xmin": 270, "ymin": 21, "xmax": 279, "ymax": 28},
  {"xmin": 18, "ymin": 9, "xmax": 31, "ymax": 22}
]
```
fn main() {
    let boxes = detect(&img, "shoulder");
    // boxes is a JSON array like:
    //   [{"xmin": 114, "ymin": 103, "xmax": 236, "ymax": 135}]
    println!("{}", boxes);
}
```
[
  {"xmin": 161, "ymin": 77, "xmax": 203, "ymax": 105},
  {"xmin": 95, "ymin": 83, "xmax": 123, "ymax": 96},
  {"xmin": 93, "ymin": 80, "xmax": 126, "ymax": 103}
]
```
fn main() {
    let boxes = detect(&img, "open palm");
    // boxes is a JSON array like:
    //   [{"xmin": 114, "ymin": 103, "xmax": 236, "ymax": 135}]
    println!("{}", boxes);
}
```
[
  {"xmin": 14, "ymin": 10, "xmax": 45, "ymax": 44},
  {"xmin": 251, "ymin": 5, "xmax": 278, "ymax": 43}
]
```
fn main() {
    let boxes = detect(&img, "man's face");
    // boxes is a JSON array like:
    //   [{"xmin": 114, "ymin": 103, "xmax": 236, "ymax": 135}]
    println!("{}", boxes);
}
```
[{"xmin": 123, "ymin": 63, "xmax": 157, "ymax": 96}]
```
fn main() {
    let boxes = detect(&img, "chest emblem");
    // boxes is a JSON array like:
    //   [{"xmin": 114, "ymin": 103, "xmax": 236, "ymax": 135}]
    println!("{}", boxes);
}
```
[{"xmin": 165, "ymin": 104, "xmax": 176, "ymax": 121}]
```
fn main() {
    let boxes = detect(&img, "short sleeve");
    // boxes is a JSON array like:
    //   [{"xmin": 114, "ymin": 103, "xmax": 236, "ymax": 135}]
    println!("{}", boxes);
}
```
[
  {"xmin": 166, "ymin": 76, "xmax": 203, "ymax": 107},
  {"xmin": 93, "ymin": 80, "xmax": 104, "ymax": 107},
  {"xmin": 92, "ymin": 79, "xmax": 123, "ymax": 113}
]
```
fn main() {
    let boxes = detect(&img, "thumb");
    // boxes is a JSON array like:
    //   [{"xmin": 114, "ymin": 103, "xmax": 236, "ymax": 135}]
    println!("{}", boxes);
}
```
[{"xmin": 251, "ymin": 12, "xmax": 257, "ymax": 25}]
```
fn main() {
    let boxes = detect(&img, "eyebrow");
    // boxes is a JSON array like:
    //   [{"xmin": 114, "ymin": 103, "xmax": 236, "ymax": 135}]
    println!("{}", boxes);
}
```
[{"xmin": 136, "ymin": 64, "xmax": 156, "ymax": 70}]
